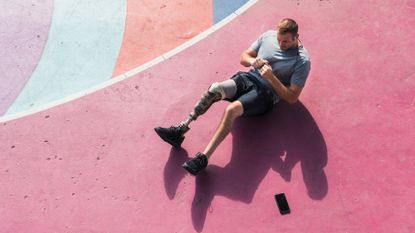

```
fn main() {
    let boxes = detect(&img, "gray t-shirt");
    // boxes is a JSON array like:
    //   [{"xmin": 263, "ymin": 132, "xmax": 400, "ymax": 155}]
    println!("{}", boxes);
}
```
[{"xmin": 251, "ymin": 30, "xmax": 311, "ymax": 87}]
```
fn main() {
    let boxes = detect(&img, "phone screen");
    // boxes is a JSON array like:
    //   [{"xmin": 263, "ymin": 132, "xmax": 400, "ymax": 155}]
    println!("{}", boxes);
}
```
[{"xmin": 275, "ymin": 193, "xmax": 290, "ymax": 215}]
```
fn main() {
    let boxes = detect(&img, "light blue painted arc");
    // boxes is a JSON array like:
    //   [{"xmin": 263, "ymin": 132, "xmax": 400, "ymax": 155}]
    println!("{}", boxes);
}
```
[
  {"xmin": 213, "ymin": 0, "xmax": 249, "ymax": 23},
  {"xmin": 6, "ymin": 0, "xmax": 127, "ymax": 115}
]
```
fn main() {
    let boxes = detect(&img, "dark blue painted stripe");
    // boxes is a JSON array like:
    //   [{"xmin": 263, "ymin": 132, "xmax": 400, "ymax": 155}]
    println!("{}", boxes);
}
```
[{"xmin": 213, "ymin": 0, "xmax": 249, "ymax": 23}]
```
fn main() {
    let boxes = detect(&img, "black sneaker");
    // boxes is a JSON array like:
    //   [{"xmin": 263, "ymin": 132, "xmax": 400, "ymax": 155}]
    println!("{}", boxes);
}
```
[
  {"xmin": 182, "ymin": 152, "xmax": 208, "ymax": 175},
  {"xmin": 154, "ymin": 125, "xmax": 189, "ymax": 148}
]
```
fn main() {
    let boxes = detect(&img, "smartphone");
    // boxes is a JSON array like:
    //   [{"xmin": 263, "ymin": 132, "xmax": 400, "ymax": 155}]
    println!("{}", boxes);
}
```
[{"xmin": 275, "ymin": 193, "xmax": 290, "ymax": 215}]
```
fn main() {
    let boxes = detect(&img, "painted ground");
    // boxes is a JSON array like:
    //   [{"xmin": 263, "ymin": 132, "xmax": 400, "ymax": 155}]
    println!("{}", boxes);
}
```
[{"xmin": 0, "ymin": 0, "xmax": 414, "ymax": 232}]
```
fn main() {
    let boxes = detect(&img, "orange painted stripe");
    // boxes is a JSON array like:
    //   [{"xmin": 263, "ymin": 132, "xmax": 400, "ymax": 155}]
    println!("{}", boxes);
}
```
[{"xmin": 112, "ymin": 0, "xmax": 213, "ymax": 77}]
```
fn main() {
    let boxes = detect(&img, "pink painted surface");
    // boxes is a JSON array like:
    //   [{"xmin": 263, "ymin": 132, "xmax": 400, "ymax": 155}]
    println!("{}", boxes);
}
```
[
  {"xmin": 1, "ymin": 0, "xmax": 414, "ymax": 232},
  {"xmin": 0, "ymin": 0, "xmax": 53, "ymax": 115},
  {"xmin": 112, "ymin": 0, "xmax": 212, "ymax": 77}
]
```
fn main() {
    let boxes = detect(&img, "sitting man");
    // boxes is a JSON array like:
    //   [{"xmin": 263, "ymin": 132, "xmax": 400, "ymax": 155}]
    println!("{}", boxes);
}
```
[{"xmin": 155, "ymin": 18, "xmax": 311, "ymax": 175}]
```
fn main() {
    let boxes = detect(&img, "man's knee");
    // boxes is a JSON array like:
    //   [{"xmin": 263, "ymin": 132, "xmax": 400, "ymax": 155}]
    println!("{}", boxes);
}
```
[
  {"xmin": 225, "ymin": 101, "xmax": 244, "ymax": 119},
  {"xmin": 209, "ymin": 80, "xmax": 237, "ymax": 100},
  {"xmin": 208, "ymin": 82, "xmax": 225, "ymax": 99}
]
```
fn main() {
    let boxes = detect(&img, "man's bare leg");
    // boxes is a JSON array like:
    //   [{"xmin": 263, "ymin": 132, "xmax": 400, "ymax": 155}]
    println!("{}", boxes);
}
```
[
  {"xmin": 182, "ymin": 101, "xmax": 244, "ymax": 175},
  {"xmin": 203, "ymin": 101, "xmax": 244, "ymax": 158}
]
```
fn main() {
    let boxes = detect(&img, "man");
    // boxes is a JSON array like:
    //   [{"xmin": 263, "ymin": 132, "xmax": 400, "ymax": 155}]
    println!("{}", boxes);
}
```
[{"xmin": 155, "ymin": 18, "xmax": 311, "ymax": 176}]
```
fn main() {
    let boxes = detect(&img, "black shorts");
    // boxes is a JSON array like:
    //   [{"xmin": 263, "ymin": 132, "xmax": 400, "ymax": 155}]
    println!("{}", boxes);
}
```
[{"xmin": 225, "ymin": 70, "xmax": 278, "ymax": 117}]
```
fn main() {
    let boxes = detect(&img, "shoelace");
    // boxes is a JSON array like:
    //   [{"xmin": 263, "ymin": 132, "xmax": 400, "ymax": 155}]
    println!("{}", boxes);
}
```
[
  {"xmin": 169, "ymin": 126, "xmax": 179, "ymax": 132},
  {"xmin": 170, "ymin": 125, "xmax": 188, "ymax": 134},
  {"xmin": 167, "ymin": 125, "xmax": 183, "ymax": 134}
]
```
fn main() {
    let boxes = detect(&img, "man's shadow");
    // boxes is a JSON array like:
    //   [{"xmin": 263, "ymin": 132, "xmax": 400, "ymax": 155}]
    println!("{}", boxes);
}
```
[{"xmin": 163, "ymin": 101, "xmax": 328, "ymax": 232}]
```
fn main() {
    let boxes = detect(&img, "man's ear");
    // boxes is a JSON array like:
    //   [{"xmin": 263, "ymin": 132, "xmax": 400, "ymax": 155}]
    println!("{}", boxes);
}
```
[{"xmin": 291, "ymin": 33, "xmax": 299, "ymax": 40}]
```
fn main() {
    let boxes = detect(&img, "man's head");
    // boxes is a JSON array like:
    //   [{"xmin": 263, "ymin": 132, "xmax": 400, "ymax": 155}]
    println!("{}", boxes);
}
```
[{"xmin": 277, "ymin": 18, "xmax": 299, "ymax": 51}]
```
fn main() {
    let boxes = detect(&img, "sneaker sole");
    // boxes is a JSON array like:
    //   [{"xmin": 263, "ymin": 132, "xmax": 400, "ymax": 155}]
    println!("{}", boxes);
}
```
[{"xmin": 182, "ymin": 163, "xmax": 199, "ymax": 176}]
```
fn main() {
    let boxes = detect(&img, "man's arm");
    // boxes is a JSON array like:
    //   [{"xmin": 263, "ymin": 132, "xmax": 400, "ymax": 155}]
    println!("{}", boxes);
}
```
[
  {"xmin": 240, "ymin": 48, "xmax": 268, "ymax": 68},
  {"xmin": 240, "ymin": 48, "xmax": 257, "ymax": 67},
  {"xmin": 259, "ymin": 64, "xmax": 303, "ymax": 104}
]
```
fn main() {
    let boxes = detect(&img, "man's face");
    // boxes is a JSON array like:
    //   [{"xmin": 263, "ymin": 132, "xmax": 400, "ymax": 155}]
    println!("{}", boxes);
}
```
[{"xmin": 277, "ymin": 33, "xmax": 297, "ymax": 51}]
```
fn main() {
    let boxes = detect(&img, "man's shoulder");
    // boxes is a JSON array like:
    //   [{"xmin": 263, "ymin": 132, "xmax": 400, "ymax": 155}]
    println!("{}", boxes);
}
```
[{"xmin": 298, "ymin": 45, "xmax": 311, "ymax": 64}]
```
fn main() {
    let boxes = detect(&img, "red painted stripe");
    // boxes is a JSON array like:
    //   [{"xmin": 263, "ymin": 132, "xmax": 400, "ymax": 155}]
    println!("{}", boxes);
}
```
[{"xmin": 112, "ymin": 0, "xmax": 213, "ymax": 77}]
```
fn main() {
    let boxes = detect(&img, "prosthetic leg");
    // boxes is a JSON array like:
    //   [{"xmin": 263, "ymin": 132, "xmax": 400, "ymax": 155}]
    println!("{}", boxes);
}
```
[{"xmin": 154, "ymin": 82, "xmax": 231, "ymax": 147}]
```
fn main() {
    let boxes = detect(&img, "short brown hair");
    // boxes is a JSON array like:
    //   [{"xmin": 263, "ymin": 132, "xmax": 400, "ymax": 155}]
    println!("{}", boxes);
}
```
[{"xmin": 278, "ymin": 18, "xmax": 298, "ymax": 36}]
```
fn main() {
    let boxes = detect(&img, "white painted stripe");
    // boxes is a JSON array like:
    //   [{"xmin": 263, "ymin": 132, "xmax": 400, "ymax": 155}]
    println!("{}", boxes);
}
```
[
  {"xmin": 0, "ymin": 0, "xmax": 258, "ymax": 123},
  {"xmin": 234, "ymin": 0, "xmax": 257, "ymax": 15},
  {"xmin": 0, "ymin": 74, "xmax": 127, "ymax": 123}
]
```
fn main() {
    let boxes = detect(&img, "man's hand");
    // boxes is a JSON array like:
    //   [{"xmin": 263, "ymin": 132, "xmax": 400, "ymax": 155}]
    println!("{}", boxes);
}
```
[
  {"xmin": 259, "ymin": 63, "xmax": 274, "ymax": 80},
  {"xmin": 259, "ymin": 63, "xmax": 303, "ymax": 104},
  {"xmin": 251, "ymin": 58, "xmax": 269, "ymax": 69}
]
